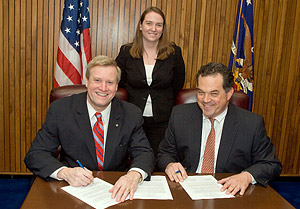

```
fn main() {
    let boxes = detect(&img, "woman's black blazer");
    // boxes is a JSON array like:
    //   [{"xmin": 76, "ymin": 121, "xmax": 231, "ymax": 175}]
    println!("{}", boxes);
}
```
[{"xmin": 116, "ymin": 44, "xmax": 185, "ymax": 122}]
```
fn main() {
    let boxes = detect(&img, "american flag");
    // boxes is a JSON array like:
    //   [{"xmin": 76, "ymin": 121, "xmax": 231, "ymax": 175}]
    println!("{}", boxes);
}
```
[{"xmin": 54, "ymin": 0, "xmax": 92, "ymax": 87}]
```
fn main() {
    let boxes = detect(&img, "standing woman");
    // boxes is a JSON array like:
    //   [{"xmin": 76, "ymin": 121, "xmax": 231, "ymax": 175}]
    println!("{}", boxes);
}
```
[{"xmin": 116, "ymin": 7, "xmax": 185, "ymax": 154}]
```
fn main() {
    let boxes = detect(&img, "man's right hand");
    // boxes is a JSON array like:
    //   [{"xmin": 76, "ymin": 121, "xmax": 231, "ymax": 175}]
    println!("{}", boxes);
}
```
[
  {"xmin": 165, "ymin": 162, "xmax": 187, "ymax": 182},
  {"xmin": 57, "ymin": 167, "xmax": 94, "ymax": 186}
]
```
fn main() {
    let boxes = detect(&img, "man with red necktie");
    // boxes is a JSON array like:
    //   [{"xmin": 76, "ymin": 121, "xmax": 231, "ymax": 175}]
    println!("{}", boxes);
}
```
[{"xmin": 25, "ymin": 55, "xmax": 155, "ymax": 202}]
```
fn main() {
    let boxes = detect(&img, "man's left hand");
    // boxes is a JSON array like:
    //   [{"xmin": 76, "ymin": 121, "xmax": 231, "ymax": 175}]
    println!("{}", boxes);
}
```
[
  {"xmin": 109, "ymin": 170, "xmax": 142, "ymax": 202},
  {"xmin": 217, "ymin": 172, "xmax": 252, "ymax": 196}
]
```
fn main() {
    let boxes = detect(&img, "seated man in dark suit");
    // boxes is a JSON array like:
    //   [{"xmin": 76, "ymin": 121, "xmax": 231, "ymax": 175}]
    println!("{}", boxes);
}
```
[
  {"xmin": 24, "ymin": 55, "xmax": 155, "ymax": 202},
  {"xmin": 156, "ymin": 62, "xmax": 281, "ymax": 196}
]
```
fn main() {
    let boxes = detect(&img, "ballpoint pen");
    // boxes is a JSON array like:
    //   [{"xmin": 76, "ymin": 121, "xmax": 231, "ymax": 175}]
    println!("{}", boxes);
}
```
[
  {"xmin": 76, "ymin": 160, "xmax": 85, "ymax": 169},
  {"xmin": 176, "ymin": 167, "xmax": 188, "ymax": 174},
  {"xmin": 76, "ymin": 160, "xmax": 94, "ymax": 183}
]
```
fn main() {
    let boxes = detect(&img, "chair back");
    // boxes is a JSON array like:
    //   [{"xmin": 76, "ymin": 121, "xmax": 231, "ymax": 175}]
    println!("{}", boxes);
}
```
[
  {"xmin": 176, "ymin": 88, "xmax": 249, "ymax": 110},
  {"xmin": 50, "ymin": 84, "xmax": 128, "ymax": 103}
]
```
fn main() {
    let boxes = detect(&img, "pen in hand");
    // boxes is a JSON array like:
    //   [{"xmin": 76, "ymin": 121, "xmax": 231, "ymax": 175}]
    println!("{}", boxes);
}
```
[
  {"xmin": 175, "ymin": 167, "xmax": 187, "ymax": 174},
  {"xmin": 76, "ymin": 160, "xmax": 94, "ymax": 183},
  {"xmin": 76, "ymin": 160, "xmax": 85, "ymax": 169}
]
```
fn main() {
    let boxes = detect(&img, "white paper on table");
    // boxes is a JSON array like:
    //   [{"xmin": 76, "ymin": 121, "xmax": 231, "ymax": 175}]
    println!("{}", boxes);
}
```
[
  {"xmin": 179, "ymin": 175, "xmax": 235, "ymax": 200},
  {"xmin": 133, "ymin": 175, "xmax": 173, "ymax": 200},
  {"xmin": 61, "ymin": 177, "xmax": 120, "ymax": 209}
]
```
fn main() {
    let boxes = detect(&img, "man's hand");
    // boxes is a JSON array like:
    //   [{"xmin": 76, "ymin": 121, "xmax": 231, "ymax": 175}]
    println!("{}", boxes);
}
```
[
  {"xmin": 165, "ymin": 162, "xmax": 187, "ymax": 182},
  {"xmin": 57, "ymin": 167, "xmax": 94, "ymax": 186},
  {"xmin": 217, "ymin": 172, "xmax": 252, "ymax": 195},
  {"xmin": 109, "ymin": 170, "xmax": 141, "ymax": 202}
]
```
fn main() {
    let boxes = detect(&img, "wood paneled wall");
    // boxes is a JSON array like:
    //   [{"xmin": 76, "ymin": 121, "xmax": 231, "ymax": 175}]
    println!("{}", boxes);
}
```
[{"xmin": 0, "ymin": 0, "xmax": 299, "ymax": 175}]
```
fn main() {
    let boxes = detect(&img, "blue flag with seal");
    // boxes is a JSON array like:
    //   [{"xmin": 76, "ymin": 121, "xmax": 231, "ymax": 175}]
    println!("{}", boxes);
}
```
[{"xmin": 228, "ymin": 0, "xmax": 254, "ymax": 111}]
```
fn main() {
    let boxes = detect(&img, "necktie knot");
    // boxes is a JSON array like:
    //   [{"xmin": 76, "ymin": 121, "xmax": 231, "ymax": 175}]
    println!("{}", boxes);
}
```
[
  {"xmin": 209, "ymin": 118, "xmax": 215, "ymax": 128},
  {"xmin": 95, "ymin": 112, "xmax": 103, "ymax": 124}
]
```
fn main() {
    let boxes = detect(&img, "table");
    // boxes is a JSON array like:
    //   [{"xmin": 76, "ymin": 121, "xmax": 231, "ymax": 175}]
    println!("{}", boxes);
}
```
[{"xmin": 21, "ymin": 172, "xmax": 295, "ymax": 209}]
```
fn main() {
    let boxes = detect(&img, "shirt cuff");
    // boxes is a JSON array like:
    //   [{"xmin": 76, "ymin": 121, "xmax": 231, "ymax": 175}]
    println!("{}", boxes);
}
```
[
  {"xmin": 50, "ymin": 166, "xmax": 67, "ymax": 180},
  {"xmin": 128, "ymin": 168, "xmax": 148, "ymax": 183},
  {"xmin": 250, "ymin": 173, "xmax": 257, "ymax": 184}
]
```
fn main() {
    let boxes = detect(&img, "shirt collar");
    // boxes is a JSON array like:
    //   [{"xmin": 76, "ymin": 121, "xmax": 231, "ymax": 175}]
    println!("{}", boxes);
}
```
[
  {"xmin": 203, "ymin": 107, "xmax": 228, "ymax": 123},
  {"xmin": 87, "ymin": 100, "xmax": 111, "ymax": 125}
]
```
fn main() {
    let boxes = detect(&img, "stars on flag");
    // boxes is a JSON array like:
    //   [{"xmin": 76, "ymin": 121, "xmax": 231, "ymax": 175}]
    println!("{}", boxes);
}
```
[
  {"xmin": 74, "ymin": 41, "xmax": 79, "ymax": 47},
  {"xmin": 61, "ymin": 0, "xmax": 90, "ymax": 51},
  {"xmin": 54, "ymin": 0, "xmax": 92, "ymax": 87},
  {"xmin": 82, "ymin": 16, "xmax": 88, "ymax": 22},
  {"xmin": 65, "ymin": 27, "xmax": 71, "ymax": 33},
  {"xmin": 68, "ymin": 4, "xmax": 74, "ymax": 10}
]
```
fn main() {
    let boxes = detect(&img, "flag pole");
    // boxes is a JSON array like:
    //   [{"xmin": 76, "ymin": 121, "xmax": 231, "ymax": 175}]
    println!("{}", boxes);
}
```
[{"xmin": 232, "ymin": 0, "xmax": 244, "ymax": 73}]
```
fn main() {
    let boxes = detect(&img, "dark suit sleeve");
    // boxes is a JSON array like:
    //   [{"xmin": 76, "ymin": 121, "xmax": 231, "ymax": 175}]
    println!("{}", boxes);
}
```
[
  {"xmin": 243, "ymin": 116, "xmax": 282, "ymax": 186},
  {"xmin": 115, "ymin": 45, "xmax": 128, "ymax": 88},
  {"xmin": 126, "ymin": 108, "xmax": 155, "ymax": 178},
  {"xmin": 156, "ymin": 108, "xmax": 179, "ymax": 171},
  {"xmin": 172, "ymin": 46, "xmax": 185, "ymax": 96},
  {"xmin": 24, "ymin": 103, "xmax": 66, "ymax": 180}
]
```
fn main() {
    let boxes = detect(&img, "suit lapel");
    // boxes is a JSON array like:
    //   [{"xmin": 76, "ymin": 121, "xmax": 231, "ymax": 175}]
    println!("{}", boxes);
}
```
[
  {"xmin": 189, "ymin": 104, "xmax": 203, "ymax": 172},
  {"xmin": 102, "ymin": 98, "xmax": 122, "ymax": 170},
  {"xmin": 134, "ymin": 58, "xmax": 147, "ymax": 79},
  {"xmin": 216, "ymin": 104, "xmax": 238, "ymax": 172},
  {"xmin": 73, "ymin": 93, "xmax": 98, "ymax": 167},
  {"xmin": 153, "ymin": 59, "xmax": 163, "ymax": 74}
]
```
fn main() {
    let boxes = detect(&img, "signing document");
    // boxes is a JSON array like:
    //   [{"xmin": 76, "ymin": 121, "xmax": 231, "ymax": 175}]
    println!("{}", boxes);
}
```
[
  {"xmin": 61, "ymin": 178, "xmax": 120, "ymax": 209},
  {"xmin": 62, "ymin": 176, "xmax": 172, "ymax": 209},
  {"xmin": 179, "ymin": 175, "xmax": 235, "ymax": 200},
  {"xmin": 133, "ymin": 175, "xmax": 173, "ymax": 199}
]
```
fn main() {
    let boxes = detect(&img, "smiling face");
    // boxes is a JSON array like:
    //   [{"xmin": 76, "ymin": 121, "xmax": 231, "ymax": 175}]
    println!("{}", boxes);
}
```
[
  {"xmin": 139, "ymin": 11, "xmax": 164, "ymax": 44},
  {"xmin": 85, "ymin": 65, "xmax": 118, "ymax": 112},
  {"xmin": 196, "ymin": 73, "xmax": 234, "ymax": 118}
]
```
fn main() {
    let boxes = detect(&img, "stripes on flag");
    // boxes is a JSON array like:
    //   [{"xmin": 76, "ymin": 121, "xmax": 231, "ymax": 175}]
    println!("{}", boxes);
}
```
[{"xmin": 54, "ymin": 0, "xmax": 92, "ymax": 88}]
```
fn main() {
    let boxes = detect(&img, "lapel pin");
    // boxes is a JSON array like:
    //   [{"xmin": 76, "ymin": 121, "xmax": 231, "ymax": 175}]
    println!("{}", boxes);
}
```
[{"xmin": 116, "ymin": 123, "xmax": 119, "ymax": 127}]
